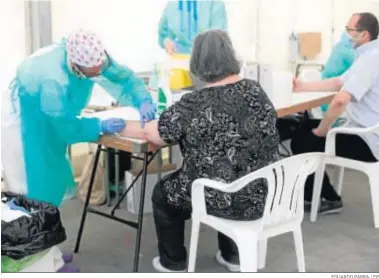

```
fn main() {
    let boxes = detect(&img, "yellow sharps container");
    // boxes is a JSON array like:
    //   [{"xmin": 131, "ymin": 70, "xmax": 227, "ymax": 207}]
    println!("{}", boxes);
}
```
[{"xmin": 169, "ymin": 54, "xmax": 193, "ymax": 90}]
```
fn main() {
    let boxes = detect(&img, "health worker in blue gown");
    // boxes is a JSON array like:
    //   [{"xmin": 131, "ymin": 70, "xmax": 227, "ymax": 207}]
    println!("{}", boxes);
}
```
[{"xmin": 1, "ymin": 29, "xmax": 156, "ymax": 207}]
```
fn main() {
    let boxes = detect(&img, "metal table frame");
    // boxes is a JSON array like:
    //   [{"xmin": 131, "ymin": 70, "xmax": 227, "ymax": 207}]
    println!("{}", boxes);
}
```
[{"xmin": 73, "ymin": 137, "xmax": 160, "ymax": 272}]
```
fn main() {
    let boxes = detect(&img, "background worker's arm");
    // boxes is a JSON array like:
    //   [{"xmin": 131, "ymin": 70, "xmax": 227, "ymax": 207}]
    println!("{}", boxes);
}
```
[
  {"xmin": 40, "ymin": 80, "xmax": 102, "ymax": 145},
  {"xmin": 158, "ymin": 4, "xmax": 177, "ymax": 49},
  {"xmin": 210, "ymin": 1, "xmax": 228, "ymax": 30}
]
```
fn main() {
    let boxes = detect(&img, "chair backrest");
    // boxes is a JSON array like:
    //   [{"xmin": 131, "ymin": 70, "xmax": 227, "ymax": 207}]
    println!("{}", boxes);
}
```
[
  {"xmin": 220, "ymin": 153, "xmax": 322, "ymax": 228},
  {"xmin": 192, "ymin": 153, "xmax": 323, "ymax": 229},
  {"xmin": 261, "ymin": 153, "xmax": 322, "ymax": 227}
]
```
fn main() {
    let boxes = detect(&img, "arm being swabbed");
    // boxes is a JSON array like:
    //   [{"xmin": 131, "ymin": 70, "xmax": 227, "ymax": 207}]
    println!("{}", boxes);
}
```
[
  {"xmin": 119, "ymin": 97, "xmax": 192, "ymax": 147},
  {"xmin": 119, "ymin": 120, "xmax": 166, "ymax": 147}
]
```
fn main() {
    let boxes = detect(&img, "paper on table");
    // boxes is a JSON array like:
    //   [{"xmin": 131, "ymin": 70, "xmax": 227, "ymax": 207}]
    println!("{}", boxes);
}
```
[
  {"xmin": 85, "ymin": 107, "xmax": 141, "ymax": 122},
  {"xmin": 88, "ymin": 86, "xmax": 116, "ymax": 107}
]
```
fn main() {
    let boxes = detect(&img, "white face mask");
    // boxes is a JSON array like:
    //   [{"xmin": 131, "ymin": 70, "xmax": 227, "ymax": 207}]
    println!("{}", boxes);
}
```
[
  {"xmin": 345, "ymin": 31, "xmax": 364, "ymax": 48},
  {"xmin": 90, "ymin": 76, "xmax": 105, "ymax": 83}
]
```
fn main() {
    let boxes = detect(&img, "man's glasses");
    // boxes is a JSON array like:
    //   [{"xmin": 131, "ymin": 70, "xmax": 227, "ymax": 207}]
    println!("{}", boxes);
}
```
[{"xmin": 345, "ymin": 27, "xmax": 364, "ymax": 32}]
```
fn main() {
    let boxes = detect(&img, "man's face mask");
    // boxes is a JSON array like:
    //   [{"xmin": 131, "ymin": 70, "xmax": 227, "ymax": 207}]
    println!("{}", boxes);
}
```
[{"xmin": 344, "ymin": 29, "xmax": 365, "ymax": 48}]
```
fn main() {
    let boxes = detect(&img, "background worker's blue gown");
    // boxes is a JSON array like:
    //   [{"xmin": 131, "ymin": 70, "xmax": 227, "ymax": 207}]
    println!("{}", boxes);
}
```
[
  {"xmin": 9, "ymin": 39, "xmax": 152, "ymax": 206},
  {"xmin": 158, "ymin": 0, "xmax": 228, "ymax": 54}
]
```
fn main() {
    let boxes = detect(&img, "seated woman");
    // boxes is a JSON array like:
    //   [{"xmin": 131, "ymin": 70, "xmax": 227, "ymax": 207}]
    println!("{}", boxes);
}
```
[{"xmin": 121, "ymin": 30, "xmax": 280, "ymax": 272}]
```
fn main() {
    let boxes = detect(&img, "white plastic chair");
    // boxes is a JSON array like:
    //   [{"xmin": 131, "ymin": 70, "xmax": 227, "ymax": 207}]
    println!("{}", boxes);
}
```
[
  {"xmin": 310, "ymin": 123, "xmax": 379, "ymax": 228},
  {"xmin": 187, "ymin": 153, "xmax": 324, "ymax": 272}
]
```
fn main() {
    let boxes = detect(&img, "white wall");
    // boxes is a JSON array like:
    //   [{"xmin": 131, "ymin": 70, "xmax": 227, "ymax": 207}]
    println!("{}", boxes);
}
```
[
  {"xmin": 50, "ymin": 0, "xmax": 255, "ymax": 71},
  {"xmin": 0, "ymin": 0, "xmax": 25, "ymax": 92},
  {"xmin": 1, "ymin": 0, "xmax": 379, "ymax": 79},
  {"xmin": 257, "ymin": 0, "xmax": 379, "ymax": 70},
  {"xmin": 50, "ymin": 0, "xmax": 379, "ymax": 72}
]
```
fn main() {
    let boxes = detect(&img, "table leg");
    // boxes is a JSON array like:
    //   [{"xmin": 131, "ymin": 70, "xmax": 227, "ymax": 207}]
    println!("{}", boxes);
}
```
[
  {"xmin": 111, "ymin": 151, "xmax": 158, "ymax": 216},
  {"xmin": 104, "ymin": 148, "xmax": 111, "ymax": 207},
  {"xmin": 132, "ymin": 152, "xmax": 149, "ymax": 272},
  {"xmin": 74, "ymin": 145, "xmax": 101, "ymax": 253},
  {"xmin": 156, "ymin": 149, "xmax": 162, "ymax": 181},
  {"xmin": 115, "ymin": 149, "xmax": 120, "ymax": 206}
]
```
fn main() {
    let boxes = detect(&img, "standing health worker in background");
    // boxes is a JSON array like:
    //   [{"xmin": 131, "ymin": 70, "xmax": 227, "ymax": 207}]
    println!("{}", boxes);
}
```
[
  {"xmin": 1, "ymin": 29, "xmax": 156, "ymax": 208},
  {"xmin": 158, "ymin": 0, "xmax": 228, "ymax": 55}
]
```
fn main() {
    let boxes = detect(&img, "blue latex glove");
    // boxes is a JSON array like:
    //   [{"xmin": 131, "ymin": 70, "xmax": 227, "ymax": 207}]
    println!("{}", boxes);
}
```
[
  {"xmin": 7, "ymin": 199, "xmax": 30, "ymax": 215},
  {"xmin": 101, "ymin": 118, "xmax": 126, "ymax": 134},
  {"xmin": 139, "ymin": 101, "xmax": 156, "ymax": 128}
]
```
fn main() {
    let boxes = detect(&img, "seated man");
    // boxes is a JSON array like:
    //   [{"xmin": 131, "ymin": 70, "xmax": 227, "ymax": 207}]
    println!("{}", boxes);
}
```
[
  {"xmin": 320, "ymin": 30, "xmax": 356, "ymax": 115},
  {"xmin": 119, "ymin": 30, "xmax": 280, "ymax": 272},
  {"xmin": 276, "ymin": 30, "xmax": 356, "ymax": 144},
  {"xmin": 290, "ymin": 12, "xmax": 379, "ymax": 214}
]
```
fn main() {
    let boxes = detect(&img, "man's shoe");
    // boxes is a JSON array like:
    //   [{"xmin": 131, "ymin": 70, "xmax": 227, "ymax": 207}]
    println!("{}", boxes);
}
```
[
  {"xmin": 152, "ymin": 257, "xmax": 186, "ymax": 273},
  {"xmin": 319, "ymin": 199, "xmax": 343, "ymax": 215}
]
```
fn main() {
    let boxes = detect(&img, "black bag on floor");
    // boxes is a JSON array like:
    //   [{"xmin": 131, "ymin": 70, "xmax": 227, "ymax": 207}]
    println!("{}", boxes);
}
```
[{"xmin": 1, "ymin": 192, "xmax": 67, "ymax": 260}]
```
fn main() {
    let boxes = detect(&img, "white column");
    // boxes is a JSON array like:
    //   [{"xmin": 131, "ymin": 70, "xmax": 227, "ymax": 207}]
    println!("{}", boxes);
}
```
[{"xmin": 24, "ymin": 0, "xmax": 52, "ymax": 55}]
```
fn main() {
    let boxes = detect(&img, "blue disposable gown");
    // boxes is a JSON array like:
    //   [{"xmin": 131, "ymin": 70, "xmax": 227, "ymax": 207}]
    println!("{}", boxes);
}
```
[
  {"xmin": 320, "ymin": 34, "xmax": 356, "ymax": 113},
  {"xmin": 158, "ymin": 0, "xmax": 228, "ymax": 54},
  {"xmin": 11, "ymin": 39, "xmax": 152, "ymax": 206}
]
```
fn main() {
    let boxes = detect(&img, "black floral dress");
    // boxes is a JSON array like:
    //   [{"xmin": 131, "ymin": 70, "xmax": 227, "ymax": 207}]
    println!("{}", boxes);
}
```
[{"xmin": 157, "ymin": 79, "xmax": 280, "ymax": 221}]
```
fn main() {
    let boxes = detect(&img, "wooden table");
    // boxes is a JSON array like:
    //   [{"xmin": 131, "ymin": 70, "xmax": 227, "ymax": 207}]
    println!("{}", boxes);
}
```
[
  {"xmin": 74, "ymin": 91, "xmax": 335, "ymax": 272},
  {"xmin": 275, "ymin": 92, "xmax": 335, "ymax": 117}
]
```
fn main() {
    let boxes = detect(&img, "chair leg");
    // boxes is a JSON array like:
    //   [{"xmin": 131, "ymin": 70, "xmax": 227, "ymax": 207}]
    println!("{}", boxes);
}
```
[
  {"xmin": 310, "ymin": 164, "xmax": 325, "ymax": 222},
  {"xmin": 293, "ymin": 227, "xmax": 305, "ymax": 272},
  {"xmin": 236, "ymin": 236, "xmax": 258, "ymax": 272},
  {"xmin": 187, "ymin": 219, "xmax": 201, "ymax": 272},
  {"xmin": 257, "ymin": 239, "xmax": 267, "ymax": 270},
  {"xmin": 334, "ymin": 167, "xmax": 345, "ymax": 195},
  {"xmin": 368, "ymin": 173, "xmax": 379, "ymax": 228}
]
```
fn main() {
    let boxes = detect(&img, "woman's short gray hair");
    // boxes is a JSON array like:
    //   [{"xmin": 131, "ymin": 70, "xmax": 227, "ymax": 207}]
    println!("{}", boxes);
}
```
[{"xmin": 190, "ymin": 30, "xmax": 240, "ymax": 83}]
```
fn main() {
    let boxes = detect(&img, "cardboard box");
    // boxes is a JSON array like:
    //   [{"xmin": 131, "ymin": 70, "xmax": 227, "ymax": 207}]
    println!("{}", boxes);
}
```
[{"xmin": 298, "ymin": 32, "xmax": 322, "ymax": 60}]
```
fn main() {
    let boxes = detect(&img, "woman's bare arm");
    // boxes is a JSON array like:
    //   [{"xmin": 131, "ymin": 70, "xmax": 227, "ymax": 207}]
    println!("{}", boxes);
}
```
[{"xmin": 119, "ymin": 120, "xmax": 166, "ymax": 147}]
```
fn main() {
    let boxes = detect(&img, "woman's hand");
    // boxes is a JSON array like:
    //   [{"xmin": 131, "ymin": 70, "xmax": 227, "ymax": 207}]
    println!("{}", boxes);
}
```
[{"xmin": 164, "ymin": 39, "xmax": 176, "ymax": 55}]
